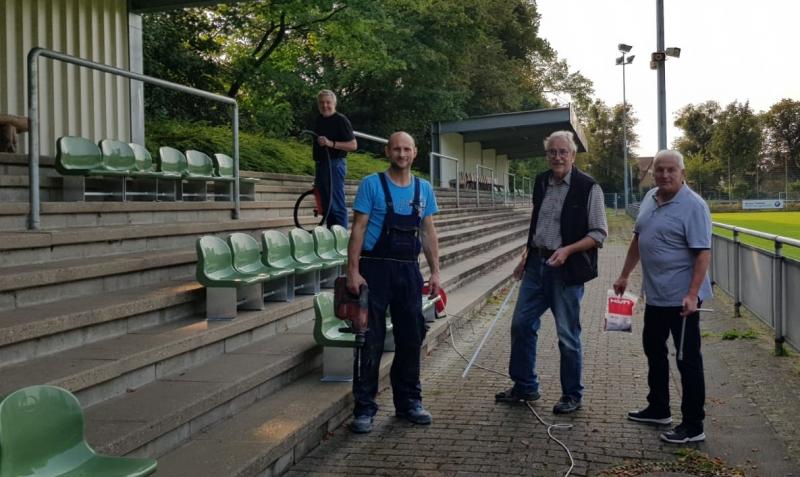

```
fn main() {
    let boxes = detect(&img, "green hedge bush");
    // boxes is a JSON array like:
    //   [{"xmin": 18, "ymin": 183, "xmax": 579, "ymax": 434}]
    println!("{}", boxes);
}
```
[{"xmin": 144, "ymin": 119, "xmax": 390, "ymax": 180}]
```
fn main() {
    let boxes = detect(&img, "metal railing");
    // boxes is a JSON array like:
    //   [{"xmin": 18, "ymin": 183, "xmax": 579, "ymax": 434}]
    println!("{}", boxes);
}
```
[
  {"xmin": 353, "ymin": 131, "xmax": 387, "ymax": 145},
  {"xmin": 711, "ymin": 222, "xmax": 800, "ymax": 354},
  {"xmin": 504, "ymin": 172, "xmax": 516, "ymax": 206},
  {"xmin": 430, "ymin": 152, "xmax": 460, "ymax": 208},
  {"xmin": 476, "ymin": 164, "xmax": 495, "ymax": 207},
  {"xmin": 27, "ymin": 47, "xmax": 240, "ymax": 230}
]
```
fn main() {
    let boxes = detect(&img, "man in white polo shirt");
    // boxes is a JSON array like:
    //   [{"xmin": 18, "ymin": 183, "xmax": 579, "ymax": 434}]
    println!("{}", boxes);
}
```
[{"xmin": 613, "ymin": 149, "xmax": 712, "ymax": 444}]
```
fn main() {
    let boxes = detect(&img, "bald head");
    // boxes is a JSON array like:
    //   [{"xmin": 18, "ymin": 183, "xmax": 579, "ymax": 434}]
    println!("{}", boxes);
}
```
[{"xmin": 387, "ymin": 131, "xmax": 416, "ymax": 148}]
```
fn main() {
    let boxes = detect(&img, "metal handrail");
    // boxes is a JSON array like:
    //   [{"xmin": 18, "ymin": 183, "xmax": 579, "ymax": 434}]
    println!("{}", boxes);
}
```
[
  {"xmin": 354, "ymin": 131, "xmax": 388, "ymax": 144},
  {"xmin": 504, "ymin": 172, "xmax": 516, "ymax": 206},
  {"xmin": 713, "ymin": 222, "xmax": 800, "ymax": 248},
  {"xmin": 430, "ymin": 152, "xmax": 460, "ymax": 208},
  {"xmin": 27, "ymin": 47, "xmax": 240, "ymax": 230},
  {"xmin": 476, "ymin": 164, "xmax": 495, "ymax": 207}
]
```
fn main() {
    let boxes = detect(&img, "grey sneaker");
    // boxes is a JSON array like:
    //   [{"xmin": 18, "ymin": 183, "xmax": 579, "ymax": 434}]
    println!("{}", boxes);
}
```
[
  {"xmin": 396, "ymin": 405, "xmax": 432, "ymax": 425},
  {"xmin": 494, "ymin": 387, "xmax": 541, "ymax": 403},
  {"xmin": 349, "ymin": 415, "xmax": 373, "ymax": 434},
  {"xmin": 552, "ymin": 396, "xmax": 582, "ymax": 414}
]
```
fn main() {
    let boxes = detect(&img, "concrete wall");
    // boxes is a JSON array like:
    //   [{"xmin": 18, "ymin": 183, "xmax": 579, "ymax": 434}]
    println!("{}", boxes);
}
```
[
  {"xmin": 435, "ymin": 133, "xmax": 463, "ymax": 189},
  {"xmin": 1, "ymin": 0, "xmax": 131, "ymax": 155},
  {"xmin": 464, "ymin": 142, "xmax": 482, "ymax": 180}
]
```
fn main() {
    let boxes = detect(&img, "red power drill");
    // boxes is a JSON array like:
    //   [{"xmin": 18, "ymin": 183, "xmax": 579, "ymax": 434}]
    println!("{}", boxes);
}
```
[{"xmin": 333, "ymin": 277, "xmax": 369, "ymax": 381}]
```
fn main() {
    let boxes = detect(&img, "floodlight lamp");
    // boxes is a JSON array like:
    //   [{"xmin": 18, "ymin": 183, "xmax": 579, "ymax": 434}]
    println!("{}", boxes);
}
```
[
  {"xmin": 615, "ymin": 57, "xmax": 623, "ymax": 65},
  {"xmin": 626, "ymin": 55, "xmax": 635, "ymax": 64},
  {"xmin": 665, "ymin": 47, "xmax": 681, "ymax": 58},
  {"xmin": 618, "ymin": 43, "xmax": 633, "ymax": 53}
]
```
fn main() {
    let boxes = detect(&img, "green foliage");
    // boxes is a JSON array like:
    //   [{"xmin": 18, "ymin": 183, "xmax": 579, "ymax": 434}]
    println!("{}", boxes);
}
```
[
  {"xmin": 141, "ymin": 0, "xmax": 593, "ymax": 165},
  {"xmin": 762, "ymin": 98, "xmax": 800, "ymax": 181},
  {"xmin": 578, "ymin": 99, "xmax": 639, "ymax": 194},
  {"xmin": 709, "ymin": 102, "xmax": 763, "ymax": 186},
  {"xmin": 684, "ymin": 152, "xmax": 723, "ymax": 196},
  {"xmin": 144, "ymin": 119, "xmax": 387, "ymax": 179},
  {"xmin": 672, "ymin": 101, "xmax": 721, "ymax": 159},
  {"xmin": 721, "ymin": 328, "xmax": 758, "ymax": 340}
]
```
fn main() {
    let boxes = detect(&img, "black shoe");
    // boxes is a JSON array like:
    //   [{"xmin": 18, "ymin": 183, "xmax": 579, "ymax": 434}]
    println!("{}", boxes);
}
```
[
  {"xmin": 660, "ymin": 424, "xmax": 705, "ymax": 443},
  {"xmin": 495, "ymin": 387, "xmax": 540, "ymax": 403},
  {"xmin": 552, "ymin": 395, "xmax": 581, "ymax": 414},
  {"xmin": 628, "ymin": 407, "xmax": 672, "ymax": 425},
  {"xmin": 396, "ymin": 405, "xmax": 432, "ymax": 425}
]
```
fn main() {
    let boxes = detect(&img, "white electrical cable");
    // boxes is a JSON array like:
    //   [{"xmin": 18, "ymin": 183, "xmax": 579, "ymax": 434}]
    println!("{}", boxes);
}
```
[
  {"xmin": 448, "ymin": 294, "xmax": 576, "ymax": 477},
  {"xmin": 462, "ymin": 281, "xmax": 518, "ymax": 378}
]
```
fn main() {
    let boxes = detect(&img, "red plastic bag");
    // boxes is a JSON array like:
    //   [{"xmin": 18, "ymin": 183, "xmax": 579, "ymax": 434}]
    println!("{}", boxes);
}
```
[{"xmin": 605, "ymin": 290, "xmax": 637, "ymax": 332}]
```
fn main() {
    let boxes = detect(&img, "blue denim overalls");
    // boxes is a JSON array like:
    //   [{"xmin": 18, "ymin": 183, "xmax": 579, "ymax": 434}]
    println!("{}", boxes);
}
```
[{"xmin": 354, "ymin": 173, "xmax": 427, "ymax": 417}]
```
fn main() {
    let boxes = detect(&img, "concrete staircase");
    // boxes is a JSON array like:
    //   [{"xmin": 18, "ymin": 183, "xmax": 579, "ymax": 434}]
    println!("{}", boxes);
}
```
[{"xmin": 0, "ymin": 151, "xmax": 532, "ymax": 476}]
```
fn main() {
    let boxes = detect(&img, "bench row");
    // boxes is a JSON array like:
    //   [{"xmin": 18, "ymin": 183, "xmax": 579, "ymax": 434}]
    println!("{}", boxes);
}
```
[
  {"xmin": 56, "ymin": 136, "xmax": 255, "ymax": 201},
  {"xmin": 196, "ymin": 225, "xmax": 349, "ymax": 320}
]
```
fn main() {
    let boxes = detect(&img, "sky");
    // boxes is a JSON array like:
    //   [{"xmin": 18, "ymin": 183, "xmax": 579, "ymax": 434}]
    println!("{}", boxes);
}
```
[{"xmin": 536, "ymin": 0, "xmax": 800, "ymax": 156}]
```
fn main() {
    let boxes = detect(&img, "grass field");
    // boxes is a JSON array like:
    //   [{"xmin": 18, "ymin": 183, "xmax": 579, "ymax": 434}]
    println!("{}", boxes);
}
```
[{"xmin": 712, "ymin": 211, "xmax": 800, "ymax": 260}]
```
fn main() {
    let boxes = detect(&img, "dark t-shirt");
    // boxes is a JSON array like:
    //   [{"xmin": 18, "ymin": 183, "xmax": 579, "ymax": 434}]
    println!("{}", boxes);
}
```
[{"xmin": 313, "ymin": 112, "xmax": 354, "ymax": 161}]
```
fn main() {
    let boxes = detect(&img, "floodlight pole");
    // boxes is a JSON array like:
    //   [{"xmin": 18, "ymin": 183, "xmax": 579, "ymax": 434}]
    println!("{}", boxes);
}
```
[
  {"xmin": 620, "ymin": 51, "xmax": 631, "ymax": 209},
  {"xmin": 656, "ymin": 0, "xmax": 667, "ymax": 150}
]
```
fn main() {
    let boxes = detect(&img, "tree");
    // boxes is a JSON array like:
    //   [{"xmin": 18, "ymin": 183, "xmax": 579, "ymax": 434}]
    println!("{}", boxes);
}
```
[
  {"xmin": 762, "ymin": 98, "xmax": 800, "ymax": 183},
  {"xmin": 708, "ymin": 101, "xmax": 762, "ymax": 198},
  {"xmin": 684, "ymin": 152, "xmax": 723, "ymax": 197},
  {"xmin": 577, "ymin": 99, "xmax": 639, "ymax": 195},
  {"xmin": 672, "ymin": 101, "xmax": 721, "ymax": 159}
]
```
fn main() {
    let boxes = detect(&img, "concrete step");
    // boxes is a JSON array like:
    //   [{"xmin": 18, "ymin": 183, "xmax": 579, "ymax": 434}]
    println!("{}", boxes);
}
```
[
  {"xmin": 154, "ymin": 259, "xmax": 518, "ymax": 477},
  {"xmin": 84, "ymin": 321, "xmax": 321, "ymax": 458},
  {"xmin": 78, "ymin": 232, "xmax": 523, "ymax": 461},
  {"xmin": 0, "ymin": 280, "xmax": 203, "ymax": 367},
  {"xmin": 0, "ymin": 297, "xmax": 316, "ymax": 406},
  {"xmin": 0, "ymin": 248, "xmax": 196, "ymax": 311}
]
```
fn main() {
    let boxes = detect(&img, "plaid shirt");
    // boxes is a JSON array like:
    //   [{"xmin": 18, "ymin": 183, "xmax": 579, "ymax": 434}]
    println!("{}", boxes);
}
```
[{"xmin": 532, "ymin": 171, "xmax": 608, "ymax": 250}]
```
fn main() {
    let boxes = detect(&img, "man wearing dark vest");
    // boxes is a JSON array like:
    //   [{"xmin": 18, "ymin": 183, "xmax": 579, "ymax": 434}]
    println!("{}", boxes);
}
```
[
  {"xmin": 346, "ymin": 131, "xmax": 440, "ymax": 434},
  {"xmin": 495, "ymin": 130, "xmax": 608, "ymax": 414},
  {"xmin": 313, "ymin": 89, "xmax": 357, "ymax": 228}
]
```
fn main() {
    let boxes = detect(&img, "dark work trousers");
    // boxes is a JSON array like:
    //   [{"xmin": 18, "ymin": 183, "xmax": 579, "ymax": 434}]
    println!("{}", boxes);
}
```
[
  {"xmin": 315, "ymin": 158, "xmax": 348, "ymax": 228},
  {"xmin": 353, "ymin": 257, "xmax": 426, "ymax": 418},
  {"xmin": 643, "ymin": 304, "xmax": 706, "ymax": 432}
]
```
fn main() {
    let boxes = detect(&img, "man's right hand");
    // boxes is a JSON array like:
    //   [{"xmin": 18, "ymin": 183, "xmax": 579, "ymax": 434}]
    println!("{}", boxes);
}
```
[
  {"xmin": 513, "ymin": 256, "xmax": 526, "ymax": 281},
  {"xmin": 347, "ymin": 271, "xmax": 367, "ymax": 295},
  {"xmin": 613, "ymin": 276, "xmax": 627, "ymax": 296}
]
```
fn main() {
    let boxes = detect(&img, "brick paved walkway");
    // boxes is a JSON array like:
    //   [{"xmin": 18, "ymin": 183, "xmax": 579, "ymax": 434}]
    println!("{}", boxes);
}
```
[{"xmin": 288, "ymin": 244, "xmax": 800, "ymax": 477}]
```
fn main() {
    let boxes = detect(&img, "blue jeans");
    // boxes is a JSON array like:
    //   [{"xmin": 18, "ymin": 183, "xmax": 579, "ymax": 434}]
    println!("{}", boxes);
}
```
[
  {"xmin": 315, "ymin": 158, "xmax": 348, "ymax": 228},
  {"xmin": 509, "ymin": 256, "xmax": 585, "ymax": 400}
]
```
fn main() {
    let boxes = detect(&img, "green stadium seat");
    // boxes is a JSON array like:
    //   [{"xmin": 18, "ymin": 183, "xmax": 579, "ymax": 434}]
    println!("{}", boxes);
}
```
[
  {"xmin": 330, "ymin": 224, "xmax": 349, "ymax": 258},
  {"xmin": 213, "ymin": 153, "xmax": 256, "ymax": 201},
  {"xmin": 227, "ymin": 232, "xmax": 294, "ymax": 302},
  {"xmin": 158, "ymin": 146, "xmax": 188, "ymax": 200},
  {"xmin": 261, "ymin": 230, "xmax": 321, "ymax": 295},
  {"xmin": 312, "ymin": 226, "xmax": 346, "ymax": 267},
  {"xmin": 196, "ymin": 235, "xmax": 267, "ymax": 320},
  {"xmin": 313, "ymin": 292, "xmax": 395, "ymax": 381},
  {"xmin": 290, "ymin": 228, "xmax": 340, "ymax": 288},
  {"xmin": 184, "ymin": 150, "xmax": 217, "ymax": 180},
  {"xmin": 129, "ymin": 142, "xmax": 174, "ymax": 201},
  {"xmin": 0, "ymin": 385, "xmax": 157, "ymax": 477},
  {"xmin": 56, "ymin": 136, "xmax": 126, "ymax": 201},
  {"xmin": 55, "ymin": 136, "xmax": 103, "ymax": 175}
]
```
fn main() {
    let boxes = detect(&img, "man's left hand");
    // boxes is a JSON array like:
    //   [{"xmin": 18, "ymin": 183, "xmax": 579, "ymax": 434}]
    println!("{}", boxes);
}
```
[
  {"xmin": 317, "ymin": 135, "xmax": 333, "ymax": 148},
  {"xmin": 681, "ymin": 294, "xmax": 699, "ymax": 317},
  {"xmin": 546, "ymin": 247, "xmax": 571, "ymax": 268},
  {"xmin": 427, "ymin": 272, "xmax": 441, "ymax": 299}
]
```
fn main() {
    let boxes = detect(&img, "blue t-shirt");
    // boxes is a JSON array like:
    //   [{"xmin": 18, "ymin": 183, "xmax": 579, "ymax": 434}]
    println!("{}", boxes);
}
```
[
  {"xmin": 635, "ymin": 185, "xmax": 713, "ymax": 306},
  {"xmin": 353, "ymin": 173, "xmax": 439, "ymax": 251}
]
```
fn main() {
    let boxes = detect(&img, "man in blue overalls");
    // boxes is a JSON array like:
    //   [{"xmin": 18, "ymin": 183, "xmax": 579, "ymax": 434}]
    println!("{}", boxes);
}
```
[{"xmin": 346, "ymin": 131, "xmax": 441, "ymax": 434}]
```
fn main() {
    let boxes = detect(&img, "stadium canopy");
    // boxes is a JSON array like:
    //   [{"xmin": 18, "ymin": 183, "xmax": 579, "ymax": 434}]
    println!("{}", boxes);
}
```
[{"xmin": 433, "ymin": 106, "xmax": 587, "ymax": 160}]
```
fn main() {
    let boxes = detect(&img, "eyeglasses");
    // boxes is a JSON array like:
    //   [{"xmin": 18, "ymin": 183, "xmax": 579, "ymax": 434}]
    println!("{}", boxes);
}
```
[{"xmin": 546, "ymin": 148, "xmax": 571, "ymax": 157}]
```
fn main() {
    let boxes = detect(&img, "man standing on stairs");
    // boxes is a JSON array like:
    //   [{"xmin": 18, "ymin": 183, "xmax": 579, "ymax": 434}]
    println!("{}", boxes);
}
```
[
  {"xmin": 346, "ymin": 131, "xmax": 441, "ymax": 434},
  {"xmin": 313, "ymin": 89, "xmax": 357, "ymax": 228},
  {"xmin": 495, "ymin": 130, "xmax": 607, "ymax": 415}
]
